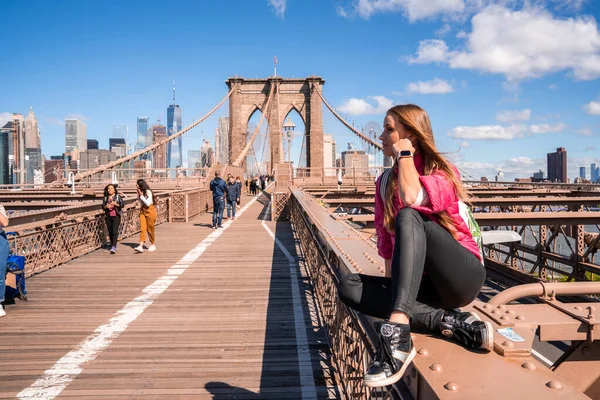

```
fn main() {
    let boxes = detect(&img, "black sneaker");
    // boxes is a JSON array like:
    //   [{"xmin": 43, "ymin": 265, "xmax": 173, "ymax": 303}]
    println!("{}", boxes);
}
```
[
  {"xmin": 439, "ymin": 310, "xmax": 493, "ymax": 351},
  {"xmin": 363, "ymin": 322, "xmax": 416, "ymax": 387}
]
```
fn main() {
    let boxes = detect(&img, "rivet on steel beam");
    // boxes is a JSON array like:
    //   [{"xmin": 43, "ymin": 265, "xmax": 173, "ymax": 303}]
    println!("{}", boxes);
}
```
[
  {"xmin": 500, "ymin": 315, "xmax": 511, "ymax": 320},
  {"xmin": 498, "ymin": 305, "xmax": 506, "ymax": 310},
  {"xmin": 417, "ymin": 348, "xmax": 429, "ymax": 356},
  {"xmin": 521, "ymin": 362, "xmax": 536, "ymax": 370},
  {"xmin": 502, "ymin": 341, "xmax": 515, "ymax": 348},
  {"xmin": 444, "ymin": 382, "xmax": 459, "ymax": 391},
  {"xmin": 429, "ymin": 364, "xmax": 443, "ymax": 372},
  {"xmin": 506, "ymin": 309, "xmax": 515, "ymax": 315},
  {"xmin": 546, "ymin": 381, "xmax": 562, "ymax": 390},
  {"xmin": 581, "ymin": 346, "xmax": 590, "ymax": 356},
  {"xmin": 492, "ymin": 309, "xmax": 499, "ymax": 314},
  {"xmin": 574, "ymin": 306, "xmax": 582, "ymax": 311},
  {"xmin": 515, "ymin": 315, "xmax": 525, "ymax": 320},
  {"xmin": 482, "ymin": 304, "xmax": 490, "ymax": 309}
]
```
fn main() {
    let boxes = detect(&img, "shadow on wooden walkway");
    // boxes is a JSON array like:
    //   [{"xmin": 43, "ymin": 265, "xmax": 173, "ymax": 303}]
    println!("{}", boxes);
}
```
[{"xmin": 0, "ymin": 192, "xmax": 340, "ymax": 399}]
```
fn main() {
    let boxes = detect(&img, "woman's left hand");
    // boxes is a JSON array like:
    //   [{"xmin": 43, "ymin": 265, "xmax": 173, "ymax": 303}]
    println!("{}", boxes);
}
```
[{"xmin": 392, "ymin": 138, "xmax": 415, "ymax": 158}]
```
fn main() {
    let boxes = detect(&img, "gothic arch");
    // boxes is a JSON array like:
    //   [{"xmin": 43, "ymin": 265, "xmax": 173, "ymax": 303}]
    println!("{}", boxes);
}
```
[{"xmin": 226, "ymin": 77, "xmax": 325, "ymax": 175}]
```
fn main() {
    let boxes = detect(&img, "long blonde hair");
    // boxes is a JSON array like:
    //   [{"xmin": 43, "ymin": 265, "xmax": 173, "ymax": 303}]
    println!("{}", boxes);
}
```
[{"xmin": 383, "ymin": 104, "xmax": 468, "ymax": 238}]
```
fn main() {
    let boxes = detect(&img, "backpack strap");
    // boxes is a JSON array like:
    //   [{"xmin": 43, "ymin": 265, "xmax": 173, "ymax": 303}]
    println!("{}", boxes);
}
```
[{"xmin": 379, "ymin": 168, "xmax": 393, "ymax": 203}]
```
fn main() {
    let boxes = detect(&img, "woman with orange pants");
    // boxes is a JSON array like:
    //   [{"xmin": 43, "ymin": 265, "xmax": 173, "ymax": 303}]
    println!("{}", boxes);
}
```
[{"xmin": 135, "ymin": 179, "xmax": 157, "ymax": 253}]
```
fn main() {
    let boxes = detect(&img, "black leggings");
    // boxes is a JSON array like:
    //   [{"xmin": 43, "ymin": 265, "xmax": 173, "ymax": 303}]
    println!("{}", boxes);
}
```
[
  {"xmin": 338, "ymin": 207, "xmax": 485, "ymax": 331},
  {"xmin": 105, "ymin": 216, "xmax": 121, "ymax": 247}
]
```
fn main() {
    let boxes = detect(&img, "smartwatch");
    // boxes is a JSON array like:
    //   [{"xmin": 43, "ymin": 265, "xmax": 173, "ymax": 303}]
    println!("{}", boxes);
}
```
[{"xmin": 397, "ymin": 150, "xmax": 413, "ymax": 160}]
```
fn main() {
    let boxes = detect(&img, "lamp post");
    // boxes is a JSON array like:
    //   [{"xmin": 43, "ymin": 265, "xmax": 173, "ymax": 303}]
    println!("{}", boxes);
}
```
[
  {"xmin": 67, "ymin": 172, "xmax": 75, "ymax": 195},
  {"xmin": 282, "ymin": 118, "xmax": 296, "ymax": 164}
]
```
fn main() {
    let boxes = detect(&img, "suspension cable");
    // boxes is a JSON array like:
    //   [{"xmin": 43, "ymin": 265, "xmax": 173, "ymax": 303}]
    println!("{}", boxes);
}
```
[
  {"xmin": 70, "ymin": 84, "xmax": 237, "ymax": 182},
  {"xmin": 312, "ymin": 83, "xmax": 383, "ymax": 151}
]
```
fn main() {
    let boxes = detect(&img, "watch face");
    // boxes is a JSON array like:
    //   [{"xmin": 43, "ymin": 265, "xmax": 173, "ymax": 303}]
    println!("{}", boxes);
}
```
[{"xmin": 400, "ymin": 150, "xmax": 412, "ymax": 157}]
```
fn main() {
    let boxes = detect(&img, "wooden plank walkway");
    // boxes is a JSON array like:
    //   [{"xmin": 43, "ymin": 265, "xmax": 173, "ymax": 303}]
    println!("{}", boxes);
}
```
[{"xmin": 0, "ymin": 193, "xmax": 339, "ymax": 399}]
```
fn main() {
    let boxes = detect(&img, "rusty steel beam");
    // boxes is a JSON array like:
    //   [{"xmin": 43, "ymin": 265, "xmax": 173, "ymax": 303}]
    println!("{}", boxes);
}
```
[
  {"xmin": 326, "ymin": 211, "xmax": 600, "ymax": 225},
  {"xmin": 488, "ymin": 282, "xmax": 600, "ymax": 305},
  {"xmin": 319, "ymin": 196, "xmax": 600, "ymax": 208},
  {"xmin": 291, "ymin": 187, "xmax": 598, "ymax": 400},
  {"xmin": 4, "ymin": 201, "xmax": 99, "ymax": 211},
  {"xmin": 475, "ymin": 211, "xmax": 600, "ymax": 226}
]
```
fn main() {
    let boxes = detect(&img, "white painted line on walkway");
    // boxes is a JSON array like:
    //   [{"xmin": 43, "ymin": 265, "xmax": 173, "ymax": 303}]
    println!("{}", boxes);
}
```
[
  {"xmin": 18, "ymin": 194, "xmax": 260, "ymax": 400},
  {"xmin": 261, "ymin": 200, "xmax": 318, "ymax": 400}
]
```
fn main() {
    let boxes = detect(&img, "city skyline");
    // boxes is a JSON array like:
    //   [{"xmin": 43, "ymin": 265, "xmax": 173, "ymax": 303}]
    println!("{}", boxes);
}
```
[{"xmin": 1, "ymin": 0, "xmax": 600, "ymax": 181}]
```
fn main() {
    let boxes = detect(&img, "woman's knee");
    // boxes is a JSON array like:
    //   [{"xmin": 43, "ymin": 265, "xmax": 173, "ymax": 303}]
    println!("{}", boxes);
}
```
[{"xmin": 394, "ymin": 207, "xmax": 423, "ymax": 231}]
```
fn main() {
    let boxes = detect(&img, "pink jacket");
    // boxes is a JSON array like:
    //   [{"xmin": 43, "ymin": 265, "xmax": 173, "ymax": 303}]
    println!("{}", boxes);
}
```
[{"xmin": 374, "ymin": 153, "xmax": 483, "ymax": 262}]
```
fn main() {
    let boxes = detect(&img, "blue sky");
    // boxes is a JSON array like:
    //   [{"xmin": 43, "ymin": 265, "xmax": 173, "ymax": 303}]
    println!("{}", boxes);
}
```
[{"xmin": 1, "ymin": 0, "xmax": 600, "ymax": 180}]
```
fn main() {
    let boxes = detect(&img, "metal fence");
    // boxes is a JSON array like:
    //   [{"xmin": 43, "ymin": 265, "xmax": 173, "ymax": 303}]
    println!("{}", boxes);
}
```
[
  {"xmin": 289, "ymin": 193, "xmax": 401, "ymax": 399},
  {"xmin": 9, "ymin": 192, "xmax": 187, "ymax": 277}
]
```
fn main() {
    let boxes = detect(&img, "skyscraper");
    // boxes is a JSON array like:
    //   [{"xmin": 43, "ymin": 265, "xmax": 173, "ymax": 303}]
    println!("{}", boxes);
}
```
[
  {"xmin": 200, "ymin": 139, "xmax": 214, "ymax": 168},
  {"xmin": 0, "ymin": 128, "xmax": 9, "ymax": 184},
  {"xmin": 592, "ymin": 163, "xmax": 599, "ymax": 182},
  {"xmin": 152, "ymin": 125, "xmax": 167, "ymax": 170},
  {"xmin": 109, "ymin": 138, "xmax": 127, "ymax": 157},
  {"xmin": 580, "ymin": 167, "xmax": 586, "ymax": 180},
  {"xmin": 65, "ymin": 119, "xmax": 87, "ymax": 153},
  {"xmin": 9, "ymin": 114, "xmax": 26, "ymax": 183},
  {"xmin": 215, "ymin": 116, "xmax": 229, "ymax": 164},
  {"xmin": 188, "ymin": 150, "xmax": 201, "ymax": 170},
  {"xmin": 323, "ymin": 134, "xmax": 335, "ymax": 176},
  {"xmin": 87, "ymin": 139, "xmax": 99, "ymax": 150},
  {"xmin": 167, "ymin": 82, "xmax": 183, "ymax": 171},
  {"xmin": 341, "ymin": 150, "xmax": 369, "ymax": 177},
  {"xmin": 547, "ymin": 147, "xmax": 568, "ymax": 183},
  {"xmin": 136, "ymin": 117, "xmax": 149, "ymax": 151},
  {"xmin": 25, "ymin": 107, "xmax": 40, "ymax": 149}
]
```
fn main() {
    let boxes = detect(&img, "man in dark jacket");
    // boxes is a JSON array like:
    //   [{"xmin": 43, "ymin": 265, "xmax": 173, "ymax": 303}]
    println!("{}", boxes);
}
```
[
  {"xmin": 225, "ymin": 176, "xmax": 241, "ymax": 220},
  {"xmin": 210, "ymin": 170, "xmax": 227, "ymax": 228}
]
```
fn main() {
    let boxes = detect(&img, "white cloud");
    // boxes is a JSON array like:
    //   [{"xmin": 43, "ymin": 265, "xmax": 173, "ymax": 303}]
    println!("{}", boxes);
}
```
[
  {"xmin": 457, "ymin": 154, "xmax": 600, "ymax": 182},
  {"xmin": 351, "ymin": 0, "xmax": 466, "ymax": 21},
  {"xmin": 409, "ymin": 5, "xmax": 600, "ymax": 81},
  {"xmin": 436, "ymin": 23, "xmax": 452, "ymax": 36},
  {"xmin": 337, "ymin": 6, "xmax": 349, "ymax": 18},
  {"xmin": 406, "ymin": 78, "xmax": 454, "ymax": 94},
  {"xmin": 576, "ymin": 127, "xmax": 593, "ymax": 136},
  {"xmin": 268, "ymin": 0, "xmax": 286, "ymax": 19},
  {"xmin": 449, "ymin": 124, "xmax": 527, "ymax": 140},
  {"xmin": 529, "ymin": 123, "xmax": 566, "ymax": 133},
  {"xmin": 496, "ymin": 109, "xmax": 531, "ymax": 122},
  {"xmin": 449, "ymin": 122, "xmax": 565, "ymax": 139},
  {"xmin": 409, "ymin": 39, "xmax": 451, "ymax": 63},
  {"xmin": 583, "ymin": 100, "xmax": 600, "ymax": 115},
  {"xmin": 0, "ymin": 112, "xmax": 13, "ymax": 128},
  {"xmin": 65, "ymin": 113, "xmax": 90, "ymax": 122},
  {"xmin": 338, "ymin": 96, "xmax": 394, "ymax": 115},
  {"xmin": 548, "ymin": 84, "xmax": 558, "ymax": 89},
  {"xmin": 457, "ymin": 156, "xmax": 546, "ymax": 181},
  {"xmin": 41, "ymin": 116, "xmax": 65, "ymax": 127},
  {"xmin": 550, "ymin": 0, "xmax": 588, "ymax": 11}
]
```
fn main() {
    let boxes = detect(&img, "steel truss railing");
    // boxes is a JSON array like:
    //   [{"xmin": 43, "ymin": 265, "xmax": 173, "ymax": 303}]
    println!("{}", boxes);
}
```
[
  {"xmin": 290, "ymin": 195, "xmax": 402, "ymax": 399},
  {"xmin": 8, "ymin": 187, "xmax": 217, "ymax": 277}
]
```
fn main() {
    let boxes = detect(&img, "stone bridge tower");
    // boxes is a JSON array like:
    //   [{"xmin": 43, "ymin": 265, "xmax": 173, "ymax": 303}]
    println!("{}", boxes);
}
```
[{"xmin": 225, "ymin": 76, "xmax": 325, "ymax": 175}]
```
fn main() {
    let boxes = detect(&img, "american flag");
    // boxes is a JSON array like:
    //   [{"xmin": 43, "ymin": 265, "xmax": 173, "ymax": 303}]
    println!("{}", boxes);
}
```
[{"xmin": 274, "ymin": 56, "xmax": 278, "ymax": 65}]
